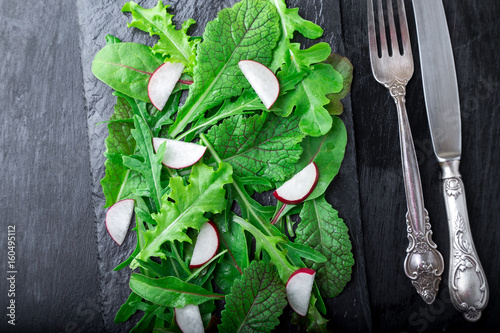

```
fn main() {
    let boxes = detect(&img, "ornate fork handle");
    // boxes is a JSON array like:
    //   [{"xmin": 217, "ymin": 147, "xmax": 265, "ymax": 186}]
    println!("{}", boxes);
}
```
[
  {"xmin": 389, "ymin": 80, "xmax": 445, "ymax": 304},
  {"xmin": 441, "ymin": 160, "xmax": 489, "ymax": 321}
]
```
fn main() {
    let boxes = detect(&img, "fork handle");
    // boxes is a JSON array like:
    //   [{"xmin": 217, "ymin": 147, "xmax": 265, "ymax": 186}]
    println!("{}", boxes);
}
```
[
  {"xmin": 440, "ymin": 160, "xmax": 489, "ymax": 321},
  {"xmin": 390, "ymin": 86, "xmax": 444, "ymax": 304}
]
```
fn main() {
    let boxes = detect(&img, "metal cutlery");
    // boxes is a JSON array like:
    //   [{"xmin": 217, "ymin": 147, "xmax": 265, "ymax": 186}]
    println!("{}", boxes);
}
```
[
  {"xmin": 367, "ymin": 0, "xmax": 444, "ymax": 304},
  {"xmin": 412, "ymin": 0, "xmax": 489, "ymax": 321}
]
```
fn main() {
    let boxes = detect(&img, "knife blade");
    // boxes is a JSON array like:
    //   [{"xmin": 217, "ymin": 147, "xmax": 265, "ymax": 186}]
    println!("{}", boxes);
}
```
[{"xmin": 412, "ymin": 0, "xmax": 489, "ymax": 321}]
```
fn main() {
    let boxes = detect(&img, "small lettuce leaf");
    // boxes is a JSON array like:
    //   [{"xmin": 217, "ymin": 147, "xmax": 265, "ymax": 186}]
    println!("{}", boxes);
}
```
[
  {"xmin": 92, "ymin": 43, "xmax": 164, "ymax": 102},
  {"xmin": 122, "ymin": 1, "xmax": 198, "ymax": 73},
  {"xmin": 295, "ymin": 195, "xmax": 354, "ymax": 298},
  {"xmin": 134, "ymin": 163, "xmax": 233, "ymax": 264},
  {"xmin": 274, "ymin": 43, "xmax": 344, "ymax": 137},
  {"xmin": 324, "ymin": 54, "xmax": 354, "ymax": 115},
  {"xmin": 206, "ymin": 112, "xmax": 305, "ymax": 190},
  {"xmin": 219, "ymin": 261, "xmax": 287, "ymax": 333},
  {"xmin": 169, "ymin": 0, "xmax": 281, "ymax": 137},
  {"xmin": 295, "ymin": 115, "xmax": 347, "ymax": 200},
  {"xmin": 101, "ymin": 95, "xmax": 145, "ymax": 208},
  {"xmin": 129, "ymin": 274, "xmax": 224, "ymax": 308}
]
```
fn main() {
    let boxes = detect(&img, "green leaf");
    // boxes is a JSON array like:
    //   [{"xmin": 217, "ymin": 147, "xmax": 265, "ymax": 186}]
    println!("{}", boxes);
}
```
[
  {"xmin": 219, "ymin": 261, "xmax": 287, "ymax": 333},
  {"xmin": 91, "ymin": 43, "xmax": 164, "ymax": 102},
  {"xmin": 295, "ymin": 195, "xmax": 354, "ymax": 298},
  {"xmin": 274, "ymin": 43, "xmax": 344, "ymax": 137},
  {"xmin": 207, "ymin": 112, "xmax": 305, "ymax": 189},
  {"xmin": 295, "ymin": 116, "xmax": 347, "ymax": 200},
  {"xmin": 284, "ymin": 242, "xmax": 327, "ymax": 264},
  {"xmin": 122, "ymin": 1, "xmax": 198, "ymax": 73},
  {"xmin": 134, "ymin": 163, "xmax": 233, "ymax": 264},
  {"xmin": 129, "ymin": 274, "xmax": 225, "ymax": 308},
  {"xmin": 266, "ymin": 0, "xmax": 324, "ymax": 71},
  {"xmin": 100, "ymin": 95, "xmax": 146, "ymax": 208},
  {"xmin": 122, "ymin": 114, "xmax": 166, "ymax": 210},
  {"xmin": 324, "ymin": 54, "xmax": 354, "ymax": 115},
  {"xmin": 169, "ymin": 0, "xmax": 281, "ymax": 137}
]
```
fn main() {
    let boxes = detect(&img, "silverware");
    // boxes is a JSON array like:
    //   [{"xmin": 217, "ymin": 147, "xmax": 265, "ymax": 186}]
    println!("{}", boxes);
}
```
[
  {"xmin": 412, "ymin": 0, "xmax": 489, "ymax": 321},
  {"xmin": 367, "ymin": 0, "xmax": 444, "ymax": 304}
]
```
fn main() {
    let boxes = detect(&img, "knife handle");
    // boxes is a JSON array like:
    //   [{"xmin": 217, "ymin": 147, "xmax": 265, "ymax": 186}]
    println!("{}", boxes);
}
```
[
  {"xmin": 392, "ymin": 93, "xmax": 444, "ymax": 304},
  {"xmin": 440, "ymin": 160, "xmax": 489, "ymax": 321}
]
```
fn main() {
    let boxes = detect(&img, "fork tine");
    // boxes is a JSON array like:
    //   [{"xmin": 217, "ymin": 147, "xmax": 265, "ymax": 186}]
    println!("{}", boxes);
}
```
[
  {"xmin": 367, "ymin": 0, "xmax": 378, "ymax": 57},
  {"xmin": 396, "ymin": 0, "xmax": 412, "ymax": 54},
  {"xmin": 376, "ymin": 0, "xmax": 388, "ymax": 56},
  {"xmin": 386, "ymin": 0, "xmax": 398, "ymax": 56}
]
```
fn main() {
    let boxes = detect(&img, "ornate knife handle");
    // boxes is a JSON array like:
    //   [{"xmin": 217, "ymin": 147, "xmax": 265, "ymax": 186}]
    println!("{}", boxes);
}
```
[
  {"xmin": 391, "ymin": 84, "xmax": 444, "ymax": 304},
  {"xmin": 440, "ymin": 160, "xmax": 489, "ymax": 321}
]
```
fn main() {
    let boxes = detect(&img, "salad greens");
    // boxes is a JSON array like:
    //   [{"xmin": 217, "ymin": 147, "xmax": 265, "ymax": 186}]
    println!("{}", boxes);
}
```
[{"xmin": 92, "ymin": 0, "xmax": 354, "ymax": 332}]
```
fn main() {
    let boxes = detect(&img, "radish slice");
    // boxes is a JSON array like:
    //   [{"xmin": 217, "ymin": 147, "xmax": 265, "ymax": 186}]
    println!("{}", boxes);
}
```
[
  {"xmin": 105, "ymin": 199, "xmax": 135, "ymax": 246},
  {"xmin": 273, "ymin": 162, "xmax": 319, "ymax": 204},
  {"xmin": 148, "ymin": 62, "xmax": 185, "ymax": 111},
  {"xmin": 152, "ymin": 138, "xmax": 207, "ymax": 169},
  {"xmin": 189, "ymin": 221, "xmax": 219, "ymax": 269},
  {"xmin": 286, "ymin": 268, "xmax": 316, "ymax": 316},
  {"xmin": 175, "ymin": 304, "xmax": 204, "ymax": 333},
  {"xmin": 238, "ymin": 60, "xmax": 280, "ymax": 109}
]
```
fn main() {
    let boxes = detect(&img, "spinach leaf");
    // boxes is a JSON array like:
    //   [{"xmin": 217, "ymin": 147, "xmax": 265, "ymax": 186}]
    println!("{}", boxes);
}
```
[
  {"xmin": 219, "ymin": 261, "xmax": 287, "ymax": 333},
  {"xmin": 134, "ymin": 163, "xmax": 233, "ymax": 265},
  {"xmin": 122, "ymin": 1, "xmax": 199, "ymax": 74},
  {"xmin": 295, "ymin": 115, "xmax": 347, "ymax": 200},
  {"xmin": 168, "ymin": 0, "xmax": 280, "ymax": 137},
  {"xmin": 206, "ymin": 112, "xmax": 305, "ymax": 190},
  {"xmin": 92, "ymin": 43, "xmax": 164, "ymax": 102},
  {"xmin": 295, "ymin": 195, "xmax": 354, "ymax": 298},
  {"xmin": 129, "ymin": 274, "xmax": 224, "ymax": 308}
]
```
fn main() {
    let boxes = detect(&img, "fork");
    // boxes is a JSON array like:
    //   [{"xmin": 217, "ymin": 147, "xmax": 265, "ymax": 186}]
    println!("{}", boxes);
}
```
[{"xmin": 367, "ymin": 0, "xmax": 444, "ymax": 304}]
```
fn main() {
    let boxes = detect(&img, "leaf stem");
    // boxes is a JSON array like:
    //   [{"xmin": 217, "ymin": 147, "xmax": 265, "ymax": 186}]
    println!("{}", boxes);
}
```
[
  {"xmin": 170, "ymin": 242, "xmax": 191, "ymax": 276},
  {"xmin": 185, "ymin": 250, "xmax": 228, "ymax": 283}
]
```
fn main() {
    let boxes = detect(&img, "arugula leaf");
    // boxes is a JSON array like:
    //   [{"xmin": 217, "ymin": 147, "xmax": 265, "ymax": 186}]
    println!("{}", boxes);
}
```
[
  {"xmin": 168, "ymin": 0, "xmax": 280, "ymax": 137},
  {"xmin": 295, "ymin": 115, "xmax": 347, "ymax": 201},
  {"xmin": 122, "ymin": 1, "xmax": 198, "ymax": 74},
  {"xmin": 207, "ymin": 112, "xmax": 304, "ymax": 189},
  {"xmin": 122, "ymin": 114, "xmax": 167, "ymax": 210},
  {"xmin": 295, "ymin": 195, "xmax": 354, "ymax": 298},
  {"xmin": 219, "ymin": 261, "xmax": 287, "ymax": 333},
  {"xmin": 274, "ymin": 43, "xmax": 343, "ymax": 136},
  {"xmin": 134, "ymin": 163, "xmax": 233, "ymax": 264},
  {"xmin": 130, "ymin": 273, "xmax": 225, "ymax": 308},
  {"xmin": 92, "ymin": 43, "xmax": 164, "ymax": 102}
]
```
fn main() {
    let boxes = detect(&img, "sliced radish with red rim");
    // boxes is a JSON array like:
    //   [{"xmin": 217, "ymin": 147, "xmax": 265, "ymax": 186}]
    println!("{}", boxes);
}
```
[
  {"xmin": 238, "ymin": 60, "xmax": 280, "ymax": 109},
  {"xmin": 273, "ymin": 162, "xmax": 319, "ymax": 205},
  {"xmin": 189, "ymin": 221, "xmax": 219, "ymax": 269},
  {"xmin": 105, "ymin": 199, "xmax": 135, "ymax": 246},
  {"xmin": 286, "ymin": 268, "xmax": 316, "ymax": 316},
  {"xmin": 152, "ymin": 138, "xmax": 207, "ymax": 169},
  {"xmin": 148, "ymin": 62, "xmax": 185, "ymax": 111},
  {"xmin": 175, "ymin": 304, "xmax": 204, "ymax": 333}
]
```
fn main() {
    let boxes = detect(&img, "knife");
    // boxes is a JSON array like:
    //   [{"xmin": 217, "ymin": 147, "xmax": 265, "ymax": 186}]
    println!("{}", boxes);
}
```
[{"xmin": 412, "ymin": 0, "xmax": 489, "ymax": 321}]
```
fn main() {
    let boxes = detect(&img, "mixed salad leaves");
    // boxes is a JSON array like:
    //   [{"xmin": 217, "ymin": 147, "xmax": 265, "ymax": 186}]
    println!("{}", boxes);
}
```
[{"xmin": 92, "ymin": 0, "xmax": 354, "ymax": 332}]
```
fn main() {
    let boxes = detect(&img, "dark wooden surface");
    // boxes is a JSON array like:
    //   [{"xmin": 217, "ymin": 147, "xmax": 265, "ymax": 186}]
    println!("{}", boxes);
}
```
[{"xmin": 1, "ymin": 1, "xmax": 498, "ymax": 332}]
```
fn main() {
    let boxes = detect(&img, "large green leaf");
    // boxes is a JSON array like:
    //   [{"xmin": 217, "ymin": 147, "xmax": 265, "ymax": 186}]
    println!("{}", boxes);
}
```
[
  {"xmin": 92, "ymin": 43, "xmax": 164, "ymax": 102},
  {"xmin": 295, "ymin": 115, "xmax": 347, "ymax": 200},
  {"xmin": 207, "ymin": 112, "xmax": 305, "ymax": 188},
  {"xmin": 219, "ymin": 261, "xmax": 287, "ymax": 333},
  {"xmin": 134, "ymin": 163, "xmax": 233, "ymax": 264},
  {"xmin": 169, "ymin": 0, "xmax": 280, "ymax": 137},
  {"xmin": 122, "ymin": 1, "xmax": 198, "ymax": 73},
  {"xmin": 130, "ymin": 274, "xmax": 224, "ymax": 308},
  {"xmin": 295, "ymin": 195, "xmax": 354, "ymax": 298}
]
